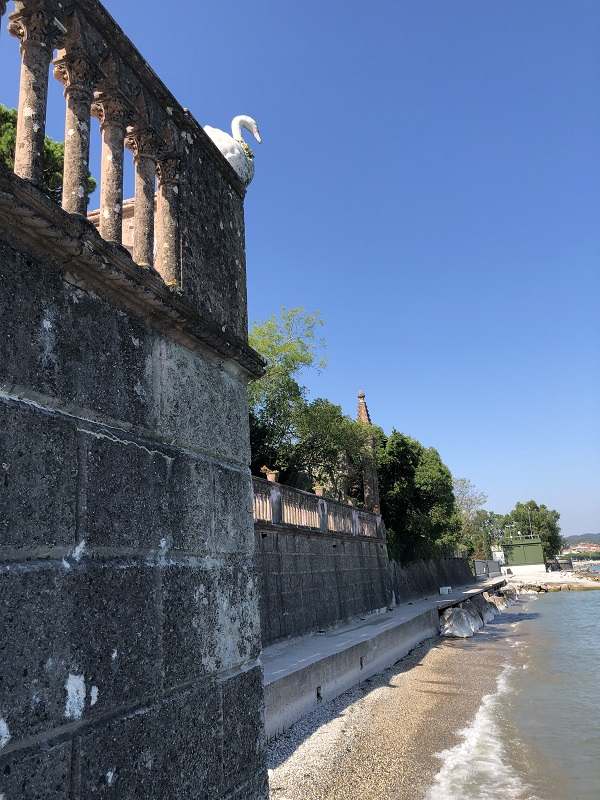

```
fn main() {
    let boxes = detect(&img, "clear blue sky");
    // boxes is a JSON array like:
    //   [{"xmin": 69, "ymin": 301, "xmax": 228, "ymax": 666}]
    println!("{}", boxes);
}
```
[{"xmin": 1, "ymin": 2, "xmax": 598, "ymax": 535}]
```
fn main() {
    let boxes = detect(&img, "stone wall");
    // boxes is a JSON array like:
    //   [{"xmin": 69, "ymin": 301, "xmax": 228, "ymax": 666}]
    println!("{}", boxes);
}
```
[
  {"xmin": 256, "ymin": 525, "xmax": 393, "ymax": 646},
  {"xmin": 0, "ymin": 0, "xmax": 267, "ymax": 790},
  {"xmin": 389, "ymin": 558, "xmax": 474, "ymax": 603},
  {"xmin": 0, "ymin": 203, "xmax": 267, "ymax": 797},
  {"xmin": 255, "ymin": 525, "xmax": 474, "ymax": 648}
]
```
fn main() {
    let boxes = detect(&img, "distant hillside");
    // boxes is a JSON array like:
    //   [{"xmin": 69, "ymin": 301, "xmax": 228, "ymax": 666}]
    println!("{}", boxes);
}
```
[{"xmin": 564, "ymin": 533, "xmax": 600, "ymax": 546}]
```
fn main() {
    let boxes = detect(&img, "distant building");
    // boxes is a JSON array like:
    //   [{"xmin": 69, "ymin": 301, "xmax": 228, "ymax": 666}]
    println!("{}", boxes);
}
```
[
  {"xmin": 496, "ymin": 532, "xmax": 545, "ymax": 576},
  {"xmin": 562, "ymin": 542, "xmax": 599, "ymax": 554}
]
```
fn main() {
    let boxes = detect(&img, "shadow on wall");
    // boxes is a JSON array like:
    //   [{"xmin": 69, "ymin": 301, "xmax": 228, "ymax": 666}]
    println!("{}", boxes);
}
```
[{"xmin": 390, "ymin": 559, "xmax": 474, "ymax": 604}]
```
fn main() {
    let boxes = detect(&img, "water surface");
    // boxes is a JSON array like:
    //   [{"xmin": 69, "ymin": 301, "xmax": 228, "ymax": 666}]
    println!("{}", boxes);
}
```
[{"xmin": 427, "ymin": 590, "xmax": 600, "ymax": 799}]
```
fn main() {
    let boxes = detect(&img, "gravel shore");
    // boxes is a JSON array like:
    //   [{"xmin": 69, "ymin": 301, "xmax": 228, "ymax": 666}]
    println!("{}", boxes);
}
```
[{"xmin": 268, "ymin": 612, "xmax": 522, "ymax": 800}]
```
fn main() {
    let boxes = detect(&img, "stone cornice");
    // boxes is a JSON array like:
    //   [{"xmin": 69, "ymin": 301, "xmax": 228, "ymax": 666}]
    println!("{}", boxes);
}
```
[{"xmin": 0, "ymin": 165, "xmax": 264, "ymax": 379}]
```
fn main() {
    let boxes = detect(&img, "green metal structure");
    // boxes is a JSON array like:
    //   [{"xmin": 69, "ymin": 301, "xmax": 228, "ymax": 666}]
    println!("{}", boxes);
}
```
[{"xmin": 501, "ymin": 532, "xmax": 545, "ymax": 567}]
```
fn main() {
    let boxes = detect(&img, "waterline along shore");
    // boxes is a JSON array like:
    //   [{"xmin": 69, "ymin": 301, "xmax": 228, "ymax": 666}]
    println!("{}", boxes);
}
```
[
  {"xmin": 268, "ymin": 612, "xmax": 521, "ymax": 800},
  {"xmin": 268, "ymin": 589, "xmax": 600, "ymax": 800}
]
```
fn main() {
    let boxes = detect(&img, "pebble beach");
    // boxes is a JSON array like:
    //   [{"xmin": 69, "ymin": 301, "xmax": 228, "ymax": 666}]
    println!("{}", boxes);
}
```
[{"xmin": 268, "ymin": 610, "xmax": 523, "ymax": 800}]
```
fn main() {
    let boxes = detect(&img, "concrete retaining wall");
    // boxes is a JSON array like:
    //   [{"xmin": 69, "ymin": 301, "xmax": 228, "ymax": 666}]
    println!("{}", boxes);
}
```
[
  {"xmin": 256, "ymin": 525, "xmax": 393, "ymax": 646},
  {"xmin": 390, "ymin": 557, "xmax": 473, "ymax": 602},
  {"xmin": 255, "ymin": 524, "xmax": 473, "ymax": 647},
  {"xmin": 264, "ymin": 608, "xmax": 439, "ymax": 739}
]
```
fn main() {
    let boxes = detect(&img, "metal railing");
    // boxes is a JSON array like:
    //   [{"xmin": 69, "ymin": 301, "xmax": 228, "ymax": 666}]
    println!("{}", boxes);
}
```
[{"xmin": 252, "ymin": 477, "xmax": 383, "ymax": 539}]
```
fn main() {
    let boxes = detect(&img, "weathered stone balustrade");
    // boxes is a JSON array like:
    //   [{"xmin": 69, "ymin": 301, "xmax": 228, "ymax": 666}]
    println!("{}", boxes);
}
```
[
  {"xmin": 252, "ymin": 477, "xmax": 384, "ymax": 539},
  {"xmin": 2, "ymin": 0, "xmax": 250, "ymax": 339}
]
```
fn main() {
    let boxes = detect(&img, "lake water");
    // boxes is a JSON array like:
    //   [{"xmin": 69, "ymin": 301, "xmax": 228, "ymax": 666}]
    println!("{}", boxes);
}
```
[
  {"xmin": 580, "ymin": 562, "xmax": 600, "ymax": 573},
  {"xmin": 426, "ymin": 590, "xmax": 600, "ymax": 799}
]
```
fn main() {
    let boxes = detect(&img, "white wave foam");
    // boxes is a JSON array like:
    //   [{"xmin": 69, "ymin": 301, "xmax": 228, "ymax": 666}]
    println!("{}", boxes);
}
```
[{"xmin": 425, "ymin": 664, "xmax": 535, "ymax": 800}]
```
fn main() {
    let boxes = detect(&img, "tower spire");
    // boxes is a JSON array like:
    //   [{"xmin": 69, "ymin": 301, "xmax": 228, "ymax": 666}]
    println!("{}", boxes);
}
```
[
  {"xmin": 357, "ymin": 390, "xmax": 372, "ymax": 425},
  {"xmin": 356, "ymin": 390, "xmax": 380, "ymax": 514}
]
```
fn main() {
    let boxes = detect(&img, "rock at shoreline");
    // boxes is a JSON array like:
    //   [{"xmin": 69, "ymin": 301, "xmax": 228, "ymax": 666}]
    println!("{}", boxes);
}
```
[
  {"xmin": 440, "ymin": 595, "xmax": 499, "ymax": 638},
  {"xmin": 484, "ymin": 592, "xmax": 508, "ymax": 611},
  {"xmin": 440, "ymin": 607, "xmax": 478, "ymax": 638}
]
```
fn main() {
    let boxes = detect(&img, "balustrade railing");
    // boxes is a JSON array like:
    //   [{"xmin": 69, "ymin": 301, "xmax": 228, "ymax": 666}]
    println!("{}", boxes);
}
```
[
  {"xmin": 1, "ymin": 0, "xmax": 239, "ymax": 290},
  {"xmin": 252, "ymin": 477, "xmax": 384, "ymax": 539}
]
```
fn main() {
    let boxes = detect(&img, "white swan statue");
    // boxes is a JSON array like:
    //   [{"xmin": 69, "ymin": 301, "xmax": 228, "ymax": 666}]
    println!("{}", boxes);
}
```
[{"xmin": 203, "ymin": 115, "xmax": 262, "ymax": 186}]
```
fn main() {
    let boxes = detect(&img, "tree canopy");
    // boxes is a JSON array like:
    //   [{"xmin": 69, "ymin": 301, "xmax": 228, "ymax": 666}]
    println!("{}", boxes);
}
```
[
  {"xmin": 503, "ymin": 500, "xmax": 563, "ymax": 559},
  {"xmin": 453, "ymin": 478, "xmax": 493, "ymax": 559},
  {"xmin": 378, "ymin": 431, "xmax": 460, "ymax": 562},
  {"xmin": 0, "ymin": 104, "xmax": 95, "ymax": 202},
  {"xmin": 248, "ymin": 308, "xmax": 370, "ymax": 499},
  {"xmin": 248, "ymin": 308, "xmax": 564, "ymax": 566},
  {"xmin": 248, "ymin": 307, "xmax": 325, "ymax": 479}
]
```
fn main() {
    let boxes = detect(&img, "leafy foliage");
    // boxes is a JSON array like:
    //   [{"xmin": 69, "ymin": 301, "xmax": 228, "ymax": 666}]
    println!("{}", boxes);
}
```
[
  {"xmin": 503, "ymin": 500, "xmax": 563, "ymax": 559},
  {"xmin": 248, "ymin": 309, "xmax": 566, "ymax": 567},
  {"xmin": 248, "ymin": 309, "xmax": 372, "ymax": 500},
  {"xmin": 0, "ymin": 104, "xmax": 95, "ymax": 202},
  {"xmin": 564, "ymin": 551, "xmax": 600, "ymax": 561},
  {"xmin": 467, "ymin": 510, "xmax": 505, "ymax": 560},
  {"xmin": 377, "ymin": 431, "xmax": 460, "ymax": 561},
  {"xmin": 294, "ymin": 398, "xmax": 371, "ymax": 500},
  {"xmin": 248, "ymin": 308, "xmax": 325, "ymax": 479},
  {"xmin": 453, "ymin": 478, "xmax": 494, "ymax": 558}
]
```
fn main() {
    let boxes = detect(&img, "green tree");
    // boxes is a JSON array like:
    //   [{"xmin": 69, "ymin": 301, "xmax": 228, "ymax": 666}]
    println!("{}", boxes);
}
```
[
  {"xmin": 293, "ymin": 398, "xmax": 370, "ymax": 500},
  {"xmin": 503, "ymin": 500, "xmax": 563, "ymax": 559},
  {"xmin": 248, "ymin": 309, "xmax": 376, "ymax": 500},
  {"xmin": 377, "ymin": 431, "xmax": 459, "ymax": 562},
  {"xmin": 248, "ymin": 307, "xmax": 325, "ymax": 479},
  {"xmin": 469, "ymin": 510, "xmax": 504, "ymax": 560},
  {"xmin": 453, "ymin": 477, "xmax": 490, "ymax": 557},
  {"xmin": 0, "ymin": 104, "xmax": 95, "ymax": 202}
]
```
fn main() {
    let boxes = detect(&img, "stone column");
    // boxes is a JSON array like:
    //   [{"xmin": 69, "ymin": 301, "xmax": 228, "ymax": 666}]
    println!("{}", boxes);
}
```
[
  {"xmin": 9, "ymin": 5, "xmax": 56, "ymax": 184},
  {"xmin": 54, "ymin": 51, "xmax": 94, "ymax": 215},
  {"xmin": 126, "ymin": 129, "xmax": 157, "ymax": 266},
  {"xmin": 269, "ymin": 484, "xmax": 283, "ymax": 526},
  {"xmin": 318, "ymin": 498, "xmax": 328, "ymax": 533},
  {"xmin": 93, "ymin": 95, "xmax": 127, "ymax": 243},
  {"xmin": 156, "ymin": 155, "xmax": 180, "ymax": 286}
]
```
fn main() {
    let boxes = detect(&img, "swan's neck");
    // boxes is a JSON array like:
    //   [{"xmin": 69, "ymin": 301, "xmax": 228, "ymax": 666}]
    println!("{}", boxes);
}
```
[
  {"xmin": 232, "ymin": 118, "xmax": 243, "ymax": 141},
  {"xmin": 232, "ymin": 115, "xmax": 252, "ymax": 142}
]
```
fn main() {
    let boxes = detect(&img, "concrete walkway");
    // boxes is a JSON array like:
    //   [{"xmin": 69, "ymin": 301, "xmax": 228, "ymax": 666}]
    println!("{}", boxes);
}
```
[{"xmin": 262, "ymin": 576, "xmax": 505, "ymax": 738}]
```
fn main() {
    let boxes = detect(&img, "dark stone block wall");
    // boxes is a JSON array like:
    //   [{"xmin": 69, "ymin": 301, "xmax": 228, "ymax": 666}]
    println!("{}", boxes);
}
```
[
  {"xmin": 0, "ymin": 238, "xmax": 267, "ymax": 797},
  {"xmin": 180, "ymin": 146, "xmax": 249, "ymax": 339},
  {"xmin": 389, "ymin": 558, "xmax": 474, "ymax": 603},
  {"xmin": 256, "ymin": 525, "xmax": 393, "ymax": 646}
]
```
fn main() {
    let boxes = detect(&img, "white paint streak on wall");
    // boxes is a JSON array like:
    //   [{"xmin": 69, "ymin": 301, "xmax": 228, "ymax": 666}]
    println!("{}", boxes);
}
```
[
  {"xmin": 78, "ymin": 428, "xmax": 173, "ymax": 462},
  {"xmin": 0, "ymin": 718, "xmax": 11, "ymax": 749},
  {"xmin": 90, "ymin": 686, "xmax": 99, "ymax": 706},
  {"xmin": 64, "ymin": 674, "xmax": 86, "ymax": 720},
  {"xmin": 72, "ymin": 540, "xmax": 86, "ymax": 562},
  {"xmin": 106, "ymin": 769, "xmax": 117, "ymax": 786},
  {"xmin": 111, "ymin": 649, "xmax": 118, "ymax": 661}
]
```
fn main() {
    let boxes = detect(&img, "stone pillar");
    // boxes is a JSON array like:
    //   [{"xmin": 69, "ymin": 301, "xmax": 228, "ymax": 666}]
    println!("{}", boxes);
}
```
[
  {"xmin": 318, "ymin": 498, "xmax": 328, "ymax": 533},
  {"xmin": 54, "ymin": 51, "xmax": 94, "ymax": 215},
  {"xmin": 93, "ymin": 95, "xmax": 127, "ymax": 243},
  {"xmin": 126, "ymin": 129, "xmax": 157, "ymax": 266},
  {"xmin": 8, "ymin": 5, "xmax": 56, "ymax": 184},
  {"xmin": 156, "ymin": 155, "xmax": 180, "ymax": 286},
  {"xmin": 269, "ymin": 484, "xmax": 283, "ymax": 525}
]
